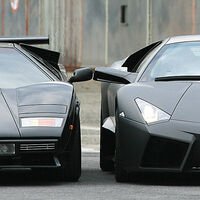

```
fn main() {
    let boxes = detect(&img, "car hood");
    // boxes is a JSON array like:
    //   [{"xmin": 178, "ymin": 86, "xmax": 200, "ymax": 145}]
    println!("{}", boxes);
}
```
[
  {"xmin": 122, "ymin": 81, "xmax": 200, "ymax": 123},
  {"xmin": 0, "ymin": 82, "xmax": 73, "ymax": 138},
  {"xmin": 118, "ymin": 82, "xmax": 192, "ymax": 123},
  {"xmin": 172, "ymin": 82, "xmax": 200, "ymax": 122}
]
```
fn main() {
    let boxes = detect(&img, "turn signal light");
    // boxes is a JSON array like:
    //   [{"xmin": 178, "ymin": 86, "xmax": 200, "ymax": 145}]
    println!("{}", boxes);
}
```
[{"xmin": 69, "ymin": 125, "xmax": 74, "ymax": 130}]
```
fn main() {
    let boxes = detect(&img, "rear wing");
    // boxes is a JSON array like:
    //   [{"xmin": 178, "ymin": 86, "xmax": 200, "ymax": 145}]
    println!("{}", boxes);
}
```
[
  {"xmin": 20, "ymin": 44, "xmax": 60, "ymax": 70},
  {"xmin": 0, "ymin": 36, "xmax": 49, "ymax": 45}
]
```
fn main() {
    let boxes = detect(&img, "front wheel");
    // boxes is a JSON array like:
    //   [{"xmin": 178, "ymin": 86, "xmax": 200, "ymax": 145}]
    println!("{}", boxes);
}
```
[{"xmin": 60, "ymin": 117, "xmax": 81, "ymax": 182}]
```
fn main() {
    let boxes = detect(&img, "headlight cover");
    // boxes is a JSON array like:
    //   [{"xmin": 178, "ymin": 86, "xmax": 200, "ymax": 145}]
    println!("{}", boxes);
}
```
[
  {"xmin": 135, "ymin": 98, "xmax": 170, "ymax": 124},
  {"xmin": 21, "ymin": 117, "xmax": 63, "ymax": 128}
]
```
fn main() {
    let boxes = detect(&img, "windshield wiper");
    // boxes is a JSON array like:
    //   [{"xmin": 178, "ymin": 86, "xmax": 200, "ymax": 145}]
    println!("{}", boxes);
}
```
[{"xmin": 155, "ymin": 76, "xmax": 200, "ymax": 81}]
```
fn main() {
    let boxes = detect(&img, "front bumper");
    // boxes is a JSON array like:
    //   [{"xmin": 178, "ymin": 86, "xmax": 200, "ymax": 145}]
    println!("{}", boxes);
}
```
[
  {"xmin": 118, "ymin": 116, "xmax": 200, "ymax": 173},
  {"xmin": 0, "ymin": 139, "xmax": 63, "ymax": 168}
]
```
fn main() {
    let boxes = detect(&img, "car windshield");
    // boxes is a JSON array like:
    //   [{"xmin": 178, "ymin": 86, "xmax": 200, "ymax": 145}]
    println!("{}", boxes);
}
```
[
  {"xmin": 140, "ymin": 42, "xmax": 200, "ymax": 81},
  {"xmin": 0, "ymin": 48, "xmax": 51, "ymax": 88}
]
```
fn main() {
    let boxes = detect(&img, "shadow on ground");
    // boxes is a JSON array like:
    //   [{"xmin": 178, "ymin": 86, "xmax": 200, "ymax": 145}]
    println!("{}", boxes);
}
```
[
  {"xmin": 126, "ymin": 172, "xmax": 200, "ymax": 186},
  {"xmin": 83, "ymin": 170, "xmax": 200, "ymax": 187},
  {"xmin": 0, "ymin": 153, "xmax": 200, "ymax": 187}
]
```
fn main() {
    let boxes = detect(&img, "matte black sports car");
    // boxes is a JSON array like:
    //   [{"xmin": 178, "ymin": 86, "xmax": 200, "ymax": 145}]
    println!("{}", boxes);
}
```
[
  {"xmin": 94, "ymin": 35, "xmax": 200, "ymax": 182},
  {"xmin": 0, "ymin": 36, "xmax": 92, "ymax": 181}
]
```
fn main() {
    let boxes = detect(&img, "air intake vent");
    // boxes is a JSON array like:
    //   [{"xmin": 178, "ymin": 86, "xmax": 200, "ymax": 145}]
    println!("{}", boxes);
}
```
[
  {"xmin": 141, "ymin": 136, "xmax": 189, "ymax": 168},
  {"xmin": 20, "ymin": 143, "xmax": 55, "ymax": 151}
]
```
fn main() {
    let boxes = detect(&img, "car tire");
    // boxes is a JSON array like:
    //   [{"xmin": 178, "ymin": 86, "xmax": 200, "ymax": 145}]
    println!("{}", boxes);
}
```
[
  {"xmin": 100, "ymin": 110, "xmax": 115, "ymax": 172},
  {"xmin": 115, "ymin": 107, "xmax": 128, "ymax": 182},
  {"xmin": 60, "ymin": 117, "xmax": 81, "ymax": 182}
]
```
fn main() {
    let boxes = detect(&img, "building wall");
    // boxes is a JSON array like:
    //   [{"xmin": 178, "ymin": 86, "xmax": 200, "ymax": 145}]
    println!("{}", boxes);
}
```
[
  {"xmin": 4, "ymin": 0, "xmax": 26, "ymax": 36},
  {"xmin": 0, "ymin": 0, "xmax": 39, "ymax": 36},
  {"xmin": 39, "ymin": 0, "xmax": 81, "ymax": 67},
  {"xmin": 0, "ymin": 0, "xmax": 199, "ymax": 68},
  {"xmin": 151, "ymin": 0, "xmax": 195, "ymax": 42},
  {"xmin": 82, "ymin": 0, "xmax": 199, "ymax": 66},
  {"xmin": 81, "ymin": 0, "xmax": 106, "ymax": 66},
  {"xmin": 107, "ymin": 0, "xmax": 147, "ymax": 64},
  {"xmin": 29, "ymin": 0, "xmax": 39, "ymax": 36}
]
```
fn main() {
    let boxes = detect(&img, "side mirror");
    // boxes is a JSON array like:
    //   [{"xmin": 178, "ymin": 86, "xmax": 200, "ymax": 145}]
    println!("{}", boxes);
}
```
[
  {"xmin": 69, "ymin": 67, "xmax": 93, "ymax": 83},
  {"xmin": 93, "ymin": 67, "xmax": 137, "ymax": 84}
]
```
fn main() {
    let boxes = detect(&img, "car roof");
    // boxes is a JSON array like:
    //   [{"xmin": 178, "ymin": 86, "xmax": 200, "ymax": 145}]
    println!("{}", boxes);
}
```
[{"xmin": 167, "ymin": 35, "xmax": 200, "ymax": 44}]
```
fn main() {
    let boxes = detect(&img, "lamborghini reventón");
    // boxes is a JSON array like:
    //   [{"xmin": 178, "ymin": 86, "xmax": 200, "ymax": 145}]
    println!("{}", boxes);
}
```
[{"xmin": 94, "ymin": 35, "xmax": 200, "ymax": 182}]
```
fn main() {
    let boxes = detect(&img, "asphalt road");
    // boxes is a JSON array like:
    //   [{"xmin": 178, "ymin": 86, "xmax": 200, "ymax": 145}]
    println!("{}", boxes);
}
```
[{"xmin": 1, "ymin": 152, "xmax": 200, "ymax": 200}]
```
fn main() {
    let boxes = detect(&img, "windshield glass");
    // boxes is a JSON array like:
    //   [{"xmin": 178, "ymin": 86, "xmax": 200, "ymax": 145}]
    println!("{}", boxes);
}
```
[
  {"xmin": 140, "ymin": 42, "xmax": 200, "ymax": 81},
  {"xmin": 0, "ymin": 48, "xmax": 51, "ymax": 88}
]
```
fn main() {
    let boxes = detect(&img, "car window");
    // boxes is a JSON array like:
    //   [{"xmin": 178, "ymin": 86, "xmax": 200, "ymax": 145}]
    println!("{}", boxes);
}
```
[
  {"xmin": 0, "ymin": 48, "xmax": 51, "ymax": 88},
  {"xmin": 140, "ymin": 42, "xmax": 200, "ymax": 82}
]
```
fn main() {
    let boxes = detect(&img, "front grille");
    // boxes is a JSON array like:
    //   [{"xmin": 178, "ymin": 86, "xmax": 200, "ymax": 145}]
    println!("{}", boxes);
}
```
[{"xmin": 20, "ymin": 143, "xmax": 56, "ymax": 151}]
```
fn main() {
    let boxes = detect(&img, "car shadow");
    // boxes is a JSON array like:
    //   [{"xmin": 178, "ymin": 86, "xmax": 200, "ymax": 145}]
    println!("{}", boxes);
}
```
[
  {"xmin": 124, "ymin": 172, "xmax": 200, "ymax": 186},
  {"xmin": 1, "ymin": 150, "xmax": 200, "ymax": 187},
  {"xmin": 80, "ymin": 169, "xmax": 200, "ymax": 186},
  {"xmin": 0, "ymin": 169, "xmax": 63, "ymax": 186},
  {"xmin": 82, "ymin": 153, "xmax": 200, "ymax": 186},
  {"xmin": 0, "ymin": 168, "xmax": 200, "ymax": 187}
]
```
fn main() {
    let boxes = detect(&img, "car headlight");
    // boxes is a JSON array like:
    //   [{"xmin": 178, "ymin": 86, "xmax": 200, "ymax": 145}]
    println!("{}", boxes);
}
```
[
  {"xmin": 21, "ymin": 118, "xmax": 63, "ymax": 127},
  {"xmin": 135, "ymin": 98, "xmax": 170, "ymax": 124}
]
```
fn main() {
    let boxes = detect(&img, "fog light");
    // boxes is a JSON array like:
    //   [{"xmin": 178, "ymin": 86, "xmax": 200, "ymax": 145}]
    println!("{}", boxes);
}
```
[{"xmin": 0, "ymin": 144, "xmax": 15, "ymax": 155}]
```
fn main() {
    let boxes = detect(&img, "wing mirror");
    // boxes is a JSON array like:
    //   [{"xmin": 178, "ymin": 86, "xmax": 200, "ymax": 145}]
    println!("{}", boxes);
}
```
[
  {"xmin": 69, "ymin": 67, "xmax": 93, "ymax": 83},
  {"xmin": 94, "ymin": 67, "xmax": 137, "ymax": 84}
]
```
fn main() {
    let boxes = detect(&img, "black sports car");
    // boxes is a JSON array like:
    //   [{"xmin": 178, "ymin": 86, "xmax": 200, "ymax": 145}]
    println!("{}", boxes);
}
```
[
  {"xmin": 0, "ymin": 36, "xmax": 92, "ymax": 181},
  {"xmin": 94, "ymin": 35, "xmax": 200, "ymax": 182}
]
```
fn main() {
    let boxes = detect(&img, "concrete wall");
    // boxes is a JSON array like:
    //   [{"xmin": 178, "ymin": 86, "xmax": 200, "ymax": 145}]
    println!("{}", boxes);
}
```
[
  {"xmin": 29, "ymin": 0, "xmax": 39, "ymax": 35},
  {"xmin": 107, "ymin": 0, "xmax": 147, "ymax": 64},
  {"xmin": 81, "ymin": 0, "xmax": 106, "ymax": 66},
  {"xmin": 0, "ymin": 0, "xmax": 39, "ymax": 36},
  {"xmin": 151, "ymin": 0, "xmax": 195, "ymax": 42},
  {"xmin": 0, "ymin": 0, "xmax": 199, "ymax": 68},
  {"xmin": 82, "ymin": 0, "xmax": 199, "ymax": 66},
  {"xmin": 4, "ymin": 0, "xmax": 26, "ymax": 36},
  {"xmin": 39, "ymin": 0, "xmax": 81, "ymax": 67}
]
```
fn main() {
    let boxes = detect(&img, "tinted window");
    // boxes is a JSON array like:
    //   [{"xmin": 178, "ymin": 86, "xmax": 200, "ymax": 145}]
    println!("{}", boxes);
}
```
[
  {"xmin": 0, "ymin": 48, "xmax": 50, "ymax": 88},
  {"xmin": 140, "ymin": 42, "xmax": 200, "ymax": 81}
]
